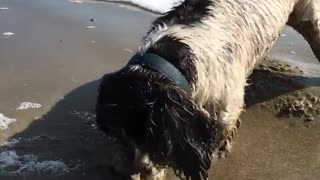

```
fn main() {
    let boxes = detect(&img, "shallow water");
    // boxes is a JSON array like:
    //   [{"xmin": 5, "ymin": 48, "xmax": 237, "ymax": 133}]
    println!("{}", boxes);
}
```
[
  {"xmin": 0, "ymin": 0, "xmax": 319, "ymax": 179},
  {"xmin": 0, "ymin": 0, "xmax": 153, "ymax": 140},
  {"xmin": 268, "ymin": 26, "xmax": 320, "ymax": 76}
]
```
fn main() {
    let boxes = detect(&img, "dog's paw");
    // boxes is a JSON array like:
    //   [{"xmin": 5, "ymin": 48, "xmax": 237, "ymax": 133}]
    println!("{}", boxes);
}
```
[
  {"xmin": 217, "ymin": 118, "xmax": 241, "ymax": 158},
  {"xmin": 131, "ymin": 173, "xmax": 141, "ymax": 180},
  {"xmin": 217, "ymin": 138, "xmax": 232, "ymax": 158},
  {"xmin": 137, "ymin": 167, "xmax": 166, "ymax": 180}
]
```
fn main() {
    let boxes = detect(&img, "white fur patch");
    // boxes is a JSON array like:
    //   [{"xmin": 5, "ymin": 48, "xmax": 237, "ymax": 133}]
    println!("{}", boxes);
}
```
[
  {"xmin": 139, "ymin": 23, "xmax": 169, "ymax": 53},
  {"xmin": 144, "ymin": 0, "xmax": 320, "ymax": 129}
]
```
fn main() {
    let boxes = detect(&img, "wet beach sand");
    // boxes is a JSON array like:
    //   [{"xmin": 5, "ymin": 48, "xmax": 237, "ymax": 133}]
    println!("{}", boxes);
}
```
[{"xmin": 0, "ymin": 0, "xmax": 319, "ymax": 179}]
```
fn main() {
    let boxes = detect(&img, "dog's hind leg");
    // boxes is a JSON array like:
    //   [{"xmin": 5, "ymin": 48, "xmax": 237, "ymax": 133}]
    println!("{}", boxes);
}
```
[
  {"xmin": 217, "ymin": 88, "xmax": 244, "ymax": 158},
  {"xmin": 288, "ymin": 0, "xmax": 320, "ymax": 62}
]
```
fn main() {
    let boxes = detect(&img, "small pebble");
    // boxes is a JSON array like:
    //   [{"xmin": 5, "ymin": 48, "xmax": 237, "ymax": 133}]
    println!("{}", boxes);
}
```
[
  {"xmin": 290, "ymin": 50, "xmax": 297, "ymax": 55},
  {"xmin": 3, "ymin": 32, "xmax": 14, "ymax": 37},
  {"xmin": 86, "ymin": 26, "xmax": 95, "ymax": 29},
  {"xmin": 123, "ymin": 48, "xmax": 133, "ymax": 53},
  {"xmin": 305, "ymin": 117, "xmax": 314, "ymax": 122}
]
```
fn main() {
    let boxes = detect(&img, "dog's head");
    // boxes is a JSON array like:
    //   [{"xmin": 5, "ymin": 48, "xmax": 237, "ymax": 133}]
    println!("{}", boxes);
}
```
[{"xmin": 96, "ymin": 66, "xmax": 218, "ymax": 180}]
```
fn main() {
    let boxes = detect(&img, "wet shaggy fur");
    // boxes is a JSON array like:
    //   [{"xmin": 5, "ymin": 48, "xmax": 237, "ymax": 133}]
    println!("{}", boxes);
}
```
[{"xmin": 96, "ymin": 0, "xmax": 320, "ymax": 180}]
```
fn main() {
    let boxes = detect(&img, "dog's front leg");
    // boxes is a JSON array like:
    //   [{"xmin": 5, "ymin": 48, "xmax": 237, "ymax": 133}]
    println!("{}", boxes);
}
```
[
  {"xmin": 218, "ymin": 117, "xmax": 241, "ymax": 158},
  {"xmin": 217, "ymin": 88, "xmax": 245, "ymax": 158}
]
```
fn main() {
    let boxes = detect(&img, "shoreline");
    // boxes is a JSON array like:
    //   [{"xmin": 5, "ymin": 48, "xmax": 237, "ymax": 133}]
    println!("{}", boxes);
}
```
[{"xmin": 94, "ymin": 0, "xmax": 165, "ymax": 14}]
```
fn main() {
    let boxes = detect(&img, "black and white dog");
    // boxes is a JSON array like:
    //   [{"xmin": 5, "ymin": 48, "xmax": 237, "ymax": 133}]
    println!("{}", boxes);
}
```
[{"xmin": 96, "ymin": 0, "xmax": 320, "ymax": 179}]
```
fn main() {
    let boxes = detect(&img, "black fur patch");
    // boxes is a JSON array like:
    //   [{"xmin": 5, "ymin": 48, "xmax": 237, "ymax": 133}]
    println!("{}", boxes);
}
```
[
  {"xmin": 146, "ymin": 85, "xmax": 217, "ymax": 180},
  {"xmin": 147, "ymin": 35, "xmax": 197, "ymax": 86},
  {"xmin": 96, "ymin": 68, "xmax": 217, "ymax": 180},
  {"xmin": 153, "ymin": 0, "xmax": 214, "ymax": 26},
  {"xmin": 96, "ymin": 71, "xmax": 155, "ymax": 144}
]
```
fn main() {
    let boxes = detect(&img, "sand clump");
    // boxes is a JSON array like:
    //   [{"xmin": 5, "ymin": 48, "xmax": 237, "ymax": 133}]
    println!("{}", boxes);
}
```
[
  {"xmin": 258, "ymin": 57, "xmax": 304, "ymax": 74},
  {"xmin": 246, "ymin": 57, "xmax": 320, "ymax": 123},
  {"xmin": 274, "ymin": 93, "xmax": 320, "ymax": 120}
]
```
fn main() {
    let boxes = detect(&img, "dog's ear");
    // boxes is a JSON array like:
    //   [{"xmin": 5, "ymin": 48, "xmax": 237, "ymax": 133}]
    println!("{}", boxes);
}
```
[{"xmin": 148, "ymin": 85, "xmax": 218, "ymax": 180}]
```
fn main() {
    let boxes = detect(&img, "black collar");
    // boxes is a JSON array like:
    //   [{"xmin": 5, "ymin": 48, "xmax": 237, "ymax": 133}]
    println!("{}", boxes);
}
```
[{"xmin": 128, "ymin": 53, "xmax": 191, "ymax": 94}]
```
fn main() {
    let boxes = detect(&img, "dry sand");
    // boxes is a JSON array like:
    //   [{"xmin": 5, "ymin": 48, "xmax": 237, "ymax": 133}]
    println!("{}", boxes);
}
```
[{"xmin": 0, "ymin": 0, "xmax": 319, "ymax": 179}]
